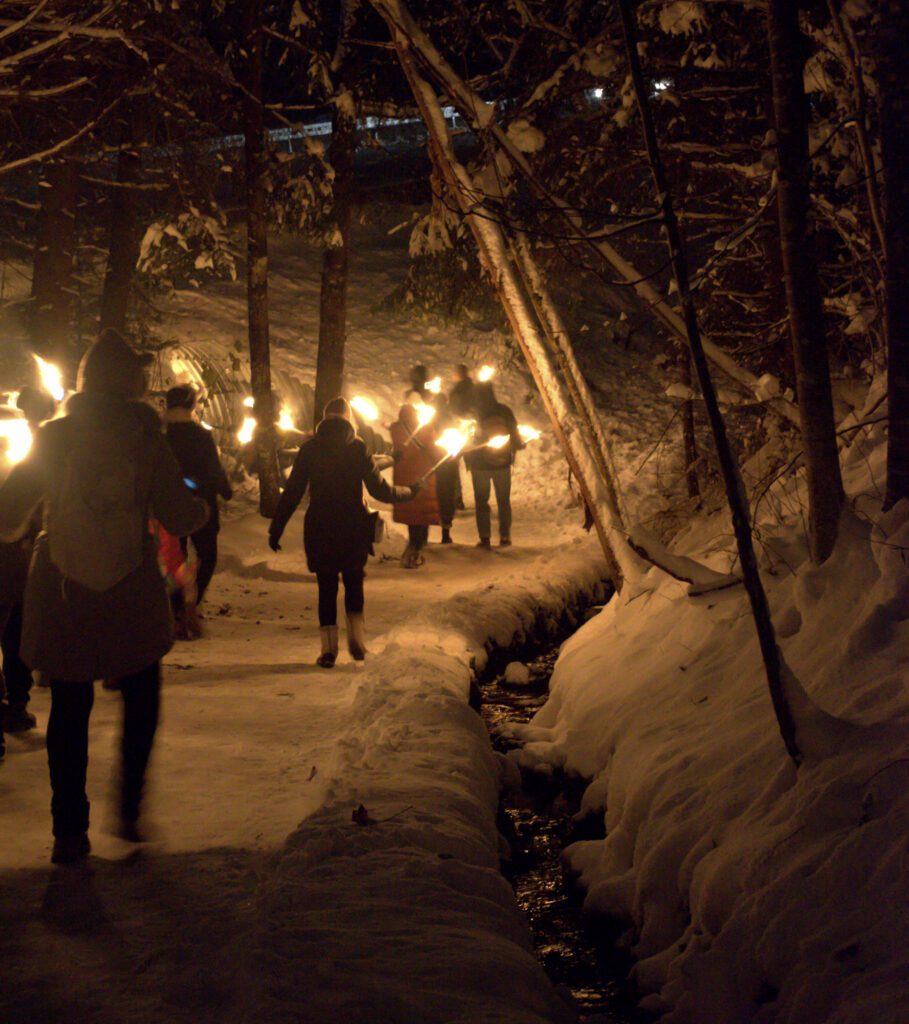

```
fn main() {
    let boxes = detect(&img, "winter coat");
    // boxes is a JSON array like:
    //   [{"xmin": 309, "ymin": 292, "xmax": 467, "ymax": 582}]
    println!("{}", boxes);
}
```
[
  {"xmin": 464, "ymin": 399, "xmax": 524, "ymax": 471},
  {"xmin": 270, "ymin": 415, "xmax": 411, "ymax": 575},
  {"xmin": 449, "ymin": 378, "xmax": 476, "ymax": 418},
  {"xmin": 165, "ymin": 420, "xmax": 233, "ymax": 529},
  {"xmin": 390, "ymin": 405, "xmax": 442, "ymax": 527},
  {"xmin": 0, "ymin": 393, "xmax": 209, "ymax": 681}
]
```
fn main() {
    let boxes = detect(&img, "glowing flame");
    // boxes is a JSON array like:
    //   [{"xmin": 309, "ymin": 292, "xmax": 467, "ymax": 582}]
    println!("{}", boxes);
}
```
[
  {"xmin": 477, "ymin": 365, "xmax": 495, "ymax": 383},
  {"xmin": 237, "ymin": 416, "xmax": 256, "ymax": 445},
  {"xmin": 518, "ymin": 424, "xmax": 541, "ymax": 443},
  {"xmin": 438, "ymin": 426, "xmax": 469, "ymax": 458},
  {"xmin": 242, "ymin": 395, "xmax": 255, "ymax": 409},
  {"xmin": 425, "ymin": 376, "xmax": 442, "ymax": 394},
  {"xmin": 34, "ymin": 355, "xmax": 64, "ymax": 402},
  {"xmin": 350, "ymin": 395, "xmax": 379, "ymax": 422},
  {"xmin": 0, "ymin": 418, "xmax": 33, "ymax": 465},
  {"xmin": 416, "ymin": 403, "xmax": 436, "ymax": 428},
  {"xmin": 278, "ymin": 406, "xmax": 295, "ymax": 432},
  {"xmin": 486, "ymin": 434, "xmax": 509, "ymax": 449},
  {"xmin": 200, "ymin": 420, "xmax": 214, "ymax": 431}
]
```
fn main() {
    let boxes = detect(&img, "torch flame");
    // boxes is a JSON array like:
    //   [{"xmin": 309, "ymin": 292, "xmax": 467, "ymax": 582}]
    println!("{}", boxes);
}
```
[
  {"xmin": 415, "ymin": 403, "xmax": 437, "ymax": 428},
  {"xmin": 242, "ymin": 395, "xmax": 255, "ymax": 409},
  {"xmin": 438, "ymin": 426, "xmax": 468, "ymax": 458},
  {"xmin": 200, "ymin": 420, "xmax": 214, "ymax": 431},
  {"xmin": 486, "ymin": 434, "xmax": 509, "ymax": 449},
  {"xmin": 237, "ymin": 416, "xmax": 256, "ymax": 445},
  {"xmin": 278, "ymin": 406, "xmax": 295, "ymax": 432},
  {"xmin": 425, "ymin": 376, "xmax": 442, "ymax": 394},
  {"xmin": 477, "ymin": 365, "xmax": 495, "ymax": 383},
  {"xmin": 350, "ymin": 395, "xmax": 379, "ymax": 422},
  {"xmin": 518, "ymin": 424, "xmax": 541, "ymax": 443},
  {"xmin": 34, "ymin": 355, "xmax": 65, "ymax": 402},
  {"xmin": 0, "ymin": 418, "xmax": 33, "ymax": 465}
]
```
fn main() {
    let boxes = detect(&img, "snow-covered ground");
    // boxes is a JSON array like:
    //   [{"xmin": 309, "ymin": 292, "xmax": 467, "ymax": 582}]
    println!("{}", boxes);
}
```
[
  {"xmin": 506, "ymin": 394, "xmax": 909, "ymax": 1023},
  {"xmin": 0, "ymin": 222, "xmax": 616, "ymax": 1023}
]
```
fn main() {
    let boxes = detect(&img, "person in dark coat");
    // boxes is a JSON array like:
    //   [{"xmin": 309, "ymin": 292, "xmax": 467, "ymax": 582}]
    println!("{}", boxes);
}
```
[
  {"xmin": 448, "ymin": 364, "xmax": 476, "ymax": 418},
  {"xmin": 0, "ymin": 329, "xmax": 209, "ymax": 864},
  {"xmin": 164, "ymin": 385, "xmax": 233, "ymax": 606},
  {"xmin": 390, "ymin": 402, "xmax": 442, "ymax": 567},
  {"xmin": 268, "ymin": 397, "xmax": 418, "ymax": 668},
  {"xmin": 0, "ymin": 387, "xmax": 55, "ymax": 736},
  {"xmin": 464, "ymin": 382, "xmax": 524, "ymax": 548}
]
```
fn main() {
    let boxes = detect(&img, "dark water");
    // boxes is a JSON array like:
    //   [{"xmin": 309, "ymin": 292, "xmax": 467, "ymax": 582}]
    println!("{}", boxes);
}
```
[{"xmin": 481, "ymin": 637, "xmax": 650, "ymax": 1024}]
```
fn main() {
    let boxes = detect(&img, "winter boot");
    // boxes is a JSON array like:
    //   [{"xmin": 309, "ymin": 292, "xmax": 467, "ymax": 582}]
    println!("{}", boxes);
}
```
[
  {"xmin": 401, "ymin": 544, "xmax": 416, "ymax": 568},
  {"xmin": 317, "ymin": 626, "xmax": 339, "ymax": 668},
  {"xmin": 346, "ymin": 613, "xmax": 367, "ymax": 662},
  {"xmin": 3, "ymin": 701, "xmax": 37, "ymax": 733},
  {"xmin": 441, "ymin": 527, "xmax": 452, "ymax": 544},
  {"xmin": 498, "ymin": 536, "xmax": 512, "ymax": 548},
  {"xmin": 51, "ymin": 833, "xmax": 91, "ymax": 866},
  {"xmin": 476, "ymin": 537, "xmax": 491, "ymax": 549}
]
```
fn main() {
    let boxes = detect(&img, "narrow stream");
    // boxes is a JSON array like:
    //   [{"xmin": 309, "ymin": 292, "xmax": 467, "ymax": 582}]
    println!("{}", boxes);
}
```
[{"xmin": 480, "ymin": 620, "xmax": 650, "ymax": 1024}]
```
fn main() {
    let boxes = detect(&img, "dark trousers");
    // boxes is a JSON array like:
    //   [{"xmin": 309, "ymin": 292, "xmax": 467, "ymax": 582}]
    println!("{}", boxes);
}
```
[
  {"xmin": 471, "ymin": 467, "xmax": 512, "ymax": 541},
  {"xmin": 47, "ymin": 663, "xmax": 161, "ymax": 838},
  {"xmin": 316, "ymin": 569, "xmax": 365, "ymax": 627},
  {"xmin": 408, "ymin": 525, "xmax": 429, "ymax": 551},
  {"xmin": 1, "ymin": 603, "xmax": 32, "ymax": 707},
  {"xmin": 180, "ymin": 518, "xmax": 219, "ymax": 604},
  {"xmin": 436, "ymin": 462, "xmax": 459, "ymax": 529}
]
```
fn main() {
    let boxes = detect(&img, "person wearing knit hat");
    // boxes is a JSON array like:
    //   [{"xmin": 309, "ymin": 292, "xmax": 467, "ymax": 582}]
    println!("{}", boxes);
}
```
[
  {"xmin": 0, "ymin": 328, "xmax": 209, "ymax": 864},
  {"xmin": 269, "ymin": 396, "xmax": 419, "ymax": 668}
]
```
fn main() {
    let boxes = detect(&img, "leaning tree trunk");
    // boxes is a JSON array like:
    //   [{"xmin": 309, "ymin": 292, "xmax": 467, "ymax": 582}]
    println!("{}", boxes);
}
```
[
  {"xmin": 878, "ymin": 0, "xmax": 909, "ymax": 509},
  {"xmin": 768, "ymin": 0, "xmax": 843, "ymax": 563},
  {"xmin": 314, "ymin": 92, "xmax": 356, "ymax": 428},
  {"xmin": 242, "ymin": 0, "xmax": 281, "ymax": 517},
  {"xmin": 99, "ymin": 122, "xmax": 142, "ymax": 335},
  {"xmin": 618, "ymin": 0, "xmax": 803, "ymax": 764},
  {"xmin": 31, "ymin": 157, "xmax": 79, "ymax": 374}
]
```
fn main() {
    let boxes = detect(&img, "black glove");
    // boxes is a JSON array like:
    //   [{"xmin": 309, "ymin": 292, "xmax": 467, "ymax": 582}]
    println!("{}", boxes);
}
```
[
  {"xmin": 392, "ymin": 450, "xmax": 403, "ymax": 462},
  {"xmin": 268, "ymin": 532, "xmax": 282, "ymax": 552},
  {"xmin": 408, "ymin": 482, "xmax": 423, "ymax": 498}
]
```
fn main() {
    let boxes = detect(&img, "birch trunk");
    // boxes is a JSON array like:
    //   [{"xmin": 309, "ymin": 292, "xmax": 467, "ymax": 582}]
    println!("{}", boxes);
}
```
[
  {"xmin": 618, "ymin": 0, "xmax": 802, "ymax": 764},
  {"xmin": 242, "ymin": 0, "xmax": 281, "ymax": 516},
  {"xmin": 392, "ymin": 44, "xmax": 637, "ymax": 587},
  {"xmin": 314, "ymin": 94, "xmax": 356, "ymax": 427},
  {"xmin": 768, "ymin": 0, "xmax": 843, "ymax": 563},
  {"xmin": 878, "ymin": 0, "xmax": 909, "ymax": 509}
]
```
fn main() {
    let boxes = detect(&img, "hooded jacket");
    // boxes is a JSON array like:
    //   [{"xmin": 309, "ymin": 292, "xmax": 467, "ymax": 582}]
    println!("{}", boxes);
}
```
[
  {"xmin": 390, "ymin": 404, "xmax": 442, "ymax": 527},
  {"xmin": 0, "ymin": 384, "xmax": 208, "ymax": 681},
  {"xmin": 269, "ymin": 415, "xmax": 411, "ymax": 574}
]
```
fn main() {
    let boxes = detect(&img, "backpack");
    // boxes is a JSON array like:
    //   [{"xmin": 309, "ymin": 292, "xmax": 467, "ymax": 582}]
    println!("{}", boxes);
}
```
[{"xmin": 48, "ymin": 430, "xmax": 146, "ymax": 592}]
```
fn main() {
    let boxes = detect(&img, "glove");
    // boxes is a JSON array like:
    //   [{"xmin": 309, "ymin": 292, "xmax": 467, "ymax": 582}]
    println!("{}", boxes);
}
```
[
  {"xmin": 408, "ymin": 482, "xmax": 423, "ymax": 498},
  {"xmin": 268, "ymin": 533, "xmax": 282, "ymax": 552},
  {"xmin": 392, "ymin": 450, "xmax": 403, "ymax": 463}
]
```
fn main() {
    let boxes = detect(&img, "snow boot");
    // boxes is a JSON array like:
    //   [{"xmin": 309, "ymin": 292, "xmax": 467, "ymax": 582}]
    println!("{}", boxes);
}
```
[
  {"xmin": 441, "ymin": 528, "xmax": 452, "ymax": 544},
  {"xmin": 3, "ymin": 702, "xmax": 37, "ymax": 733},
  {"xmin": 51, "ymin": 833, "xmax": 91, "ymax": 866},
  {"xmin": 317, "ymin": 626, "xmax": 339, "ymax": 668},
  {"xmin": 476, "ymin": 537, "xmax": 491, "ymax": 549},
  {"xmin": 401, "ymin": 544, "xmax": 416, "ymax": 568},
  {"xmin": 346, "ymin": 613, "xmax": 367, "ymax": 661},
  {"xmin": 498, "ymin": 537, "xmax": 512, "ymax": 548}
]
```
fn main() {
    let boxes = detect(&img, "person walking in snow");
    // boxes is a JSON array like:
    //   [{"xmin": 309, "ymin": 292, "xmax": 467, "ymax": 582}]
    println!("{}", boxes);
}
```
[
  {"xmin": 464, "ymin": 382, "xmax": 524, "ymax": 548},
  {"xmin": 0, "ymin": 329, "xmax": 209, "ymax": 864},
  {"xmin": 448, "ymin": 363, "xmax": 475, "ymax": 418},
  {"xmin": 268, "ymin": 397, "xmax": 418, "ymax": 668},
  {"xmin": 0, "ymin": 387, "xmax": 56, "ymax": 739},
  {"xmin": 164, "ymin": 385, "xmax": 233, "ymax": 608},
  {"xmin": 390, "ymin": 400, "xmax": 443, "ymax": 565}
]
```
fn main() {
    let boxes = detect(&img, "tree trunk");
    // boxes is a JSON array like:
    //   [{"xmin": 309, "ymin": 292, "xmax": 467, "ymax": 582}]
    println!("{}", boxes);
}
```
[
  {"xmin": 99, "ymin": 128, "xmax": 142, "ymax": 335},
  {"xmin": 618, "ymin": 0, "xmax": 803, "ymax": 765},
  {"xmin": 678, "ymin": 346, "xmax": 699, "ymax": 499},
  {"xmin": 878, "ymin": 0, "xmax": 909, "ymax": 509},
  {"xmin": 314, "ymin": 93, "xmax": 356, "ymax": 428},
  {"xmin": 394, "ymin": 46, "xmax": 637, "ymax": 588},
  {"xmin": 31, "ymin": 158, "xmax": 78, "ymax": 373},
  {"xmin": 768, "ymin": 0, "xmax": 843, "ymax": 563},
  {"xmin": 242, "ymin": 0, "xmax": 281, "ymax": 517}
]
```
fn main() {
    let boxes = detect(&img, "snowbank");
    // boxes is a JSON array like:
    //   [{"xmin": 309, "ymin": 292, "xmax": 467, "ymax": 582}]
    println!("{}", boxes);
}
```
[
  {"xmin": 253, "ymin": 540, "xmax": 610, "ymax": 1023},
  {"xmin": 508, "ymin": 422, "xmax": 909, "ymax": 1023}
]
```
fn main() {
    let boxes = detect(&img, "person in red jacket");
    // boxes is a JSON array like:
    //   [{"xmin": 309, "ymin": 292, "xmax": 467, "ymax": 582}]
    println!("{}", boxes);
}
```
[{"xmin": 390, "ymin": 401, "xmax": 442, "ymax": 568}]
